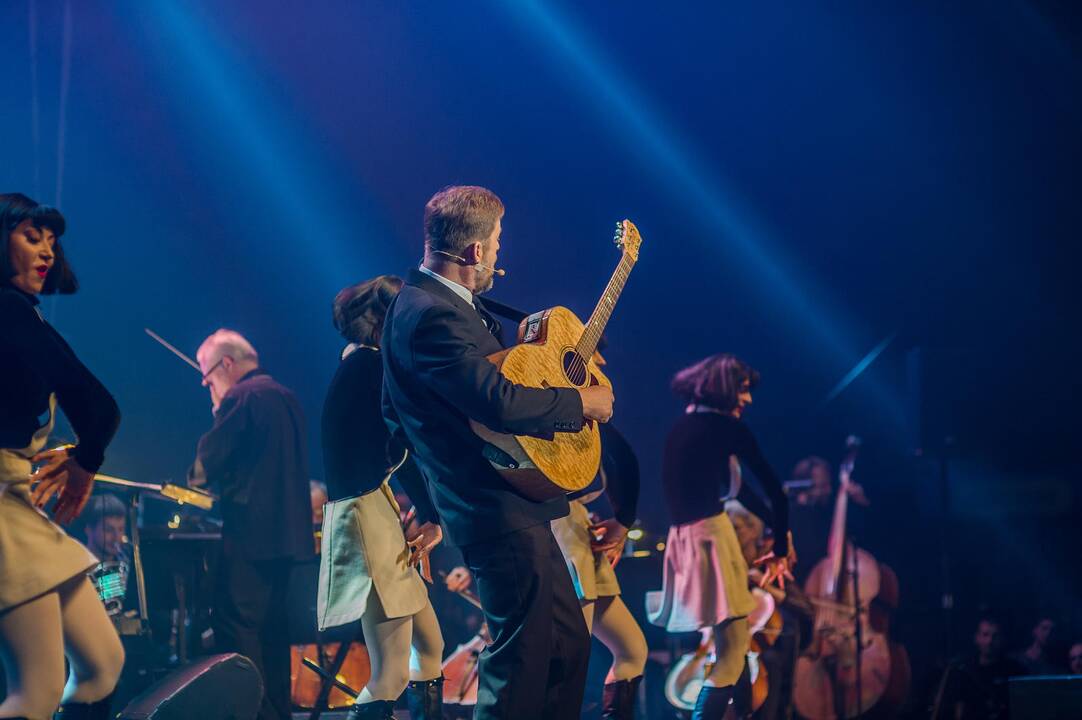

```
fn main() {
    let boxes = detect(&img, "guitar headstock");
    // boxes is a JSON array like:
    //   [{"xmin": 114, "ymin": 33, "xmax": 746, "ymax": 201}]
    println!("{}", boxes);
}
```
[{"xmin": 613, "ymin": 219, "xmax": 642, "ymax": 262}]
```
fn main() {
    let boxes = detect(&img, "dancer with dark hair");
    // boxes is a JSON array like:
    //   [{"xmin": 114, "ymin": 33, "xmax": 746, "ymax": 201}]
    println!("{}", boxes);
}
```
[
  {"xmin": 320, "ymin": 276, "xmax": 444, "ymax": 720},
  {"xmin": 0, "ymin": 193, "xmax": 123, "ymax": 720},
  {"xmin": 648, "ymin": 353, "xmax": 793, "ymax": 719}
]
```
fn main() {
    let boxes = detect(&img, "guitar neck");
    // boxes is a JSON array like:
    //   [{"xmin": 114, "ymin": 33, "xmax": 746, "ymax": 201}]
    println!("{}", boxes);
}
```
[{"xmin": 574, "ymin": 250, "xmax": 637, "ymax": 359}]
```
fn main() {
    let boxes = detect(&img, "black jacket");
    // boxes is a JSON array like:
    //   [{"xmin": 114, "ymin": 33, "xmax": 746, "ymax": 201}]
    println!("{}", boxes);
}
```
[
  {"xmin": 196, "ymin": 369, "xmax": 314, "ymax": 560},
  {"xmin": 381, "ymin": 269, "xmax": 584, "ymax": 547}
]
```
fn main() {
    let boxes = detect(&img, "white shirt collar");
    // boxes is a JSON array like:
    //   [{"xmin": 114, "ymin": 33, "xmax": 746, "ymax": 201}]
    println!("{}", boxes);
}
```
[{"xmin": 418, "ymin": 264, "xmax": 475, "ymax": 306}]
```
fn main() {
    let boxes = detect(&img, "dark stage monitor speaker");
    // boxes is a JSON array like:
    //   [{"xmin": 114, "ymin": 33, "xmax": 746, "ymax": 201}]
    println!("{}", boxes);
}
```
[
  {"xmin": 1009, "ymin": 675, "xmax": 1082, "ymax": 719},
  {"xmin": 118, "ymin": 653, "xmax": 263, "ymax": 720}
]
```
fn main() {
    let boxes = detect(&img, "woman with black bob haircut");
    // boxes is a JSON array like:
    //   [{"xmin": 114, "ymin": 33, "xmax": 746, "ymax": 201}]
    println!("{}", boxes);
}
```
[
  {"xmin": 320, "ymin": 275, "xmax": 445, "ymax": 720},
  {"xmin": 0, "ymin": 193, "xmax": 124, "ymax": 720},
  {"xmin": 647, "ymin": 353, "xmax": 794, "ymax": 719}
]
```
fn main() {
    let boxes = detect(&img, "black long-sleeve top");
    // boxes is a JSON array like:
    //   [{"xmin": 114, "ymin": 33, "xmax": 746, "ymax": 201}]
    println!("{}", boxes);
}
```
[
  {"xmin": 321, "ymin": 346, "xmax": 436, "ymax": 523},
  {"xmin": 196, "ymin": 369, "xmax": 314, "ymax": 560},
  {"xmin": 0, "ymin": 287, "xmax": 119, "ymax": 472},
  {"xmin": 662, "ymin": 410, "xmax": 789, "ymax": 557},
  {"xmin": 570, "ymin": 422, "xmax": 640, "ymax": 527}
]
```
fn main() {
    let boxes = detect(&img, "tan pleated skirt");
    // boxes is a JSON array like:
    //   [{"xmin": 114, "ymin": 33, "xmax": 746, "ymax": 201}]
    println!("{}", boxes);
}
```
[
  {"xmin": 0, "ymin": 395, "xmax": 98, "ymax": 612},
  {"xmin": 646, "ymin": 511, "xmax": 756, "ymax": 633},
  {"xmin": 316, "ymin": 483, "xmax": 427, "ymax": 631},
  {"xmin": 551, "ymin": 499, "xmax": 621, "ymax": 601}
]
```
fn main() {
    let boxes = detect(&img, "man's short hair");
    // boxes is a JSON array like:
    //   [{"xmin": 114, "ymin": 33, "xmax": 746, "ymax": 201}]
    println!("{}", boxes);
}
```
[
  {"xmin": 85, "ymin": 493, "xmax": 126, "ymax": 523},
  {"xmin": 198, "ymin": 328, "xmax": 259, "ymax": 366},
  {"xmin": 424, "ymin": 185, "xmax": 504, "ymax": 255}
]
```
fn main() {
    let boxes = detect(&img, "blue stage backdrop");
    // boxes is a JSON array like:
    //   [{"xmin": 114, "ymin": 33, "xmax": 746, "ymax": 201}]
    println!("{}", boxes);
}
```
[{"xmin": 2, "ymin": 0, "xmax": 1079, "ymax": 683}]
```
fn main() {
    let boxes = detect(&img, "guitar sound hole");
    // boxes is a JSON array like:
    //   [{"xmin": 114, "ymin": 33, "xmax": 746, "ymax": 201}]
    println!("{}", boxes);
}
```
[{"xmin": 562, "ymin": 350, "xmax": 589, "ymax": 387}]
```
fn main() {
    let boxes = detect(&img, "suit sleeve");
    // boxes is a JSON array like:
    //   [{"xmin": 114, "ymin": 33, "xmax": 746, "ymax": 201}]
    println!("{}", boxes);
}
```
[
  {"xmin": 0, "ymin": 292, "xmax": 120, "ymax": 473},
  {"xmin": 411, "ymin": 304, "xmax": 584, "ymax": 437},
  {"xmin": 195, "ymin": 390, "xmax": 249, "ymax": 500},
  {"xmin": 733, "ymin": 422, "xmax": 790, "ymax": 557}
]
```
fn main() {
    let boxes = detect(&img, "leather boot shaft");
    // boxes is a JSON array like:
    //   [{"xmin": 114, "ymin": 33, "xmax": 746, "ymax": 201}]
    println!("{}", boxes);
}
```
[
  {"xmin": 601, "ymin": 674, "xmax": 643, "ymax": 720},
  {"xmin": 346, "ymin": 698, "xmax": 396, "ymax": 720},
  {"xmin": 405, "ymin": 676, "xmax": 444, "ymax": 720}
]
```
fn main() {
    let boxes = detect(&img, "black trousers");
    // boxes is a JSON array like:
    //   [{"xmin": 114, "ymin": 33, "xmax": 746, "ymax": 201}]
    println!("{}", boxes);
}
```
[
  {"xmin": 461, "ymin": 522, "xmax": 592, "ymax": 720},
  {"xmin": 212, "ymin": 541, "xmax": 293, "ymax": 720}
]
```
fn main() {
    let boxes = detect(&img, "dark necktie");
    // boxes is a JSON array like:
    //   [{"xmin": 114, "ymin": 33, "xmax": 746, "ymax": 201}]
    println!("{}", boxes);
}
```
[{"xmin": 473, "ymin": 297, "xmax": 501, "ymax": 337}]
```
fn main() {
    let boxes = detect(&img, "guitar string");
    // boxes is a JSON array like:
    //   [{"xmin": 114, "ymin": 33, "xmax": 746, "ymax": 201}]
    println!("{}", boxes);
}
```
[{"xmin": 565, "ymin": 254, "xmax": 634, "ymax": 385}]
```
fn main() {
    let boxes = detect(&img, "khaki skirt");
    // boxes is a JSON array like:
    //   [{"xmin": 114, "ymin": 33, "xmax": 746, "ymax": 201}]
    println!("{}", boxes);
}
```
[
  {"xmin": 646, "ymin": 510, "xmax": 756, "ymax": 633},
  {"xmin": 0, "ymin": 395, "xmax": 98, "ymax": 612},
  {"xmin": 552, "ymin": 500, "xmax": 621, "ymax": 601},
  {"xmin": 316, "ymin": 483, "xmax": 427, "ymax": 630}
]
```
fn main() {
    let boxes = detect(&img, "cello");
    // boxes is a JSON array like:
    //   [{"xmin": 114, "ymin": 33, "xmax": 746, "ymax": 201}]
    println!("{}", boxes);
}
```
[
  {"xmin": 664, "ymin": 587, "xmax": 780, "ymax": 714},
  {"xmin": 792, "ymin": 437, "xmax": 909, "ymax": 719}
]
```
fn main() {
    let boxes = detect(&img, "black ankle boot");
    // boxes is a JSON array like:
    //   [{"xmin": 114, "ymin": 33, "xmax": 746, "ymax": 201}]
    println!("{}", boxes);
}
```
[
  {"xmin": 601, "ymin": 674, "xmax": 642, "ymax": 719},
  {"xmin": 53, "ymin": 695, "xmax": 114, "ymax": 720},
  {"xmin": 405, "ymin": 676, "xmax": 443, "ymax": 719},
  {"xmin": 691, "ymin": 684, "xmax": 734, "ymax": 720},
  {"xmin": 346, "ymin": 699, "xmax": 396, "ymax": 720}
]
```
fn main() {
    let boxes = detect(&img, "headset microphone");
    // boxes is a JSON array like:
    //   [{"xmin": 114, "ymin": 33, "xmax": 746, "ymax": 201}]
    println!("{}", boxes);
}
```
[{"xmin": 431, "ymin": 250, "xmax": 506, "ymax": 276}]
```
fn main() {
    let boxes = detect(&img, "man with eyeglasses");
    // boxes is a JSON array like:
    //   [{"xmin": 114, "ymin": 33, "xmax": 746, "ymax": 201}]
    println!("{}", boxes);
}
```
[{"xmin": 190, "ymin": 328, "xmax": 314, "ymax": 720}]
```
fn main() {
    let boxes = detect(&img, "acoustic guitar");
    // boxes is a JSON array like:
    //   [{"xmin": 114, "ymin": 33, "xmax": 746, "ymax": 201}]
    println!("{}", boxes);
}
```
[{"xmin": 471, "ymin": 220, "xmax": 642, "ymax": 500}]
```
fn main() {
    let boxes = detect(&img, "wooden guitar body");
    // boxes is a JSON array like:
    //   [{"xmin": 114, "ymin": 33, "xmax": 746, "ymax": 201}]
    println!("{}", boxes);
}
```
[
  {"xmin": 470, "ymin": 219, "xmax": 640, "ymax": 500},
  {"xmin": 471, "ymin": 306, "xmax": 611, "ymax": 500}
]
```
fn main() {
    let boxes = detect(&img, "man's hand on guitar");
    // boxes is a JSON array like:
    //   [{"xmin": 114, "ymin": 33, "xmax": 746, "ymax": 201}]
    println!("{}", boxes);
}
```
[{"xmin": 579, "ymin": 385, "xmax": 614, "ymax": 423}]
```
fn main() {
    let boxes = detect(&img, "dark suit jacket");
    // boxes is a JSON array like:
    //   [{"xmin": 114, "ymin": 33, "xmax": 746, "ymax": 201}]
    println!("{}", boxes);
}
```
[
  {"xmin": 381, "ymin": 269, "xmax": 585, "ymax": 547},
  {"xmin": 197, "ymin": 369, "xmax": 315, "ymax": 561}
]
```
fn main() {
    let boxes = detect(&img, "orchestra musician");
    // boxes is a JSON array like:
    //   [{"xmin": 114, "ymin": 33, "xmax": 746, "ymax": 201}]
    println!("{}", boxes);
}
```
[
  {"xmin": 648, "ymin": 353, "xmax": 793, "ymax": 719},
  {"xmin": 0, "ymin": 193, "xmax": 124, "ymax": 720},
  {"xmin": 190, "ymin": 330, "xmax": 314, "ymax": 720},
  {"xmin": 320, "ymin": 276, "xmax": 444, "ymax": 720},
  {"xmin": 381, "ymin": 185, "xmax": 614, "ymax": 720},
  {"xmin": 788, "ymin": 455, "xmax": 869, "ymax": 584}
]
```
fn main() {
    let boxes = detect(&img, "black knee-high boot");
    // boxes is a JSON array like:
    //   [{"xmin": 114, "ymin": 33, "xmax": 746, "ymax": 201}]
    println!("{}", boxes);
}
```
[
  {"xmin": 601, "ymin": 674, "xmax": 642, "ymax": 719},
  {"xmin": 405, "ymin": 676, "xmax": 443, "ymax": 719},
  {"xmin": 53, "ymin": 694, "xmax": 113, "ymax": 720},
  {"xmin": 691, "ymin": 684, "xmax": 734, "ymax": 720},
  {"xmin": 346, "ymin": 699, "xmax": 396, "ymax": 720}
]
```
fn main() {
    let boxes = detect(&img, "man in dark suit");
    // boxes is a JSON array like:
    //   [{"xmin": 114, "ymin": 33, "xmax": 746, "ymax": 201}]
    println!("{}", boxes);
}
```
[
  {"xmin": 382, "ymin": 185, "xmax": 615, "ymax": 720},
  {"xmin": 193, "ymin": 329, "xmax": 315, "ymax": 720}
]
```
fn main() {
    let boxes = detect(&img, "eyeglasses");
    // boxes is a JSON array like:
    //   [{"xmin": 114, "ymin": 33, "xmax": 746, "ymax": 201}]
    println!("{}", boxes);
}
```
[{"xmin": 201, "ymin": 357, "xmax": 226, "ymax": 382}]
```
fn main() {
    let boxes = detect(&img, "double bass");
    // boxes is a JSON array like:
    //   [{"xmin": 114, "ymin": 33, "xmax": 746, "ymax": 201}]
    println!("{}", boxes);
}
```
[{"xmin": 793, "ymin": 438, "xmax": 909, "ymax": 719}]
